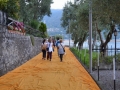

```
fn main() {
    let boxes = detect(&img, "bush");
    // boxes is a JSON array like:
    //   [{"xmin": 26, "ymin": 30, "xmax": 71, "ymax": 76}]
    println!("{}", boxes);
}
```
[
  {"xmin": 30, "ymin": 20, "xmax": 39, "ymax": 29},
  {"xmin": 103, "ymin": 56, "xmax": 113, "ymax": 65},
  {"xmin": 116, "ymin": 53, "xmax": 120, "ymax": 62}
]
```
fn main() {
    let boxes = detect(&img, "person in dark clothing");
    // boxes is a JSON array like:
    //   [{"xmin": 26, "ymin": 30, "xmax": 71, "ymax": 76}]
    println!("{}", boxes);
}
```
[
  {"xmin": 57, "ymin": 39, "xmax": 65, "ymax": 62},
  {"xmin": 56, "ymin": 37, "xmax": 60, "ymax": 56},
  {"xmin": 41, "ymin": 39, "xmax": 47, "ymax": 60}
]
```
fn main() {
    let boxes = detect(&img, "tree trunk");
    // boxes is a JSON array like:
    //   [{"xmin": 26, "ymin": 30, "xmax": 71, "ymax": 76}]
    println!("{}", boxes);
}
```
[
  {"xmin": 96, "ymin": 23, "xmax": 115, "ymax": 56},
  {"xmin": 78, "ymin": 33, "xmax": 87, "ymax": 49},
  {"xmin": 92, "ymin": 26, "xmax": 97, "ymax": 49},
  {"xmin": 92, "ymin": 38, "xmax": 96, "ymax": 49}
]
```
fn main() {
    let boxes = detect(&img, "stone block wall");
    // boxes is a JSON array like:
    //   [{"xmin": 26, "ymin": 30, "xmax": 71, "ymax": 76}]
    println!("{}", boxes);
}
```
[
  {"xmin": 0, "ymin": 29, "xmax": 42, "ymax": 76},
  {"xmin": 0, "ymin": 11, "xmax": 43, "ymax": 76}
]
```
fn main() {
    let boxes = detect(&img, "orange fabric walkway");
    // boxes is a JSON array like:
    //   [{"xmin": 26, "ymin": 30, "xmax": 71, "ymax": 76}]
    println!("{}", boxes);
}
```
[{"xmin": 0, "ymin": 47, "xmax": 100, "ymax": 90}]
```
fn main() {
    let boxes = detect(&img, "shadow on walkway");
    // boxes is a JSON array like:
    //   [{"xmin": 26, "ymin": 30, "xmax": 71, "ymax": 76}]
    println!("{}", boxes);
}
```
[{"xmin": 0, "ymin": 47, "xmax": 100, "ymax": 90}]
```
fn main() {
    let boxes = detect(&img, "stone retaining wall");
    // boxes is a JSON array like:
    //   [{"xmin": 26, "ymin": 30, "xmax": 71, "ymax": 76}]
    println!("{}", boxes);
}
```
[
  {"xmin": 0, "ymin": 11, "xmax": 43, "ymax": 76},
  {"xmin": 0, "ymin": 28, "xmax": 42, "ymax": 76}
]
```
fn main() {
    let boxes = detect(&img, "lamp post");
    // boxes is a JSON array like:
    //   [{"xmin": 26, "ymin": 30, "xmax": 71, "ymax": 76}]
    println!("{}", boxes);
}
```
[
  {"xmin": 69, "ymin": 14, "xmax": 71, "ymax": 47},
  {"xmin": 114, "ymin": 29, "xmax": 117, "ymax": 90},
  {"xmin": 114, "ymin": 29, "xmax": 117, "ymax": 61}
]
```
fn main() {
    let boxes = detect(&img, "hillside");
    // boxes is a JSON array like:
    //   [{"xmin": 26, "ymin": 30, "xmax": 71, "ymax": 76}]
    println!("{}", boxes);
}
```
[
  {"xmin": 43, "ymin": 9, "xmax": 69, "ymax": 39},
  {"xmin": 43, "ymin": 9, "xmax": 63, "ymax": 29}
]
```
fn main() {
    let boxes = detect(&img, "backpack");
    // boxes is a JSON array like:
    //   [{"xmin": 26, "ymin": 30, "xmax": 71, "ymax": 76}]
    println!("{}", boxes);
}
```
[
  {"xmin": 56, "ymin": 40, "xmax": 60, "ymax": 47},
  {"xmin": 42, "ymin": 44, "xmax": 46, "ymax": 50}
]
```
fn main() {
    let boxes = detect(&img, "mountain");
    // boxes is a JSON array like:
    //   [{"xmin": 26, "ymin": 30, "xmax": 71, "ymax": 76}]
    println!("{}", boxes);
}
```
[
  {"xmin": 43, "ymin": 9, "xmax": 63, "ymax": 29},
  {"xmin": 43, "ymin": 9, "xmax": 69, "ymax": 39}
]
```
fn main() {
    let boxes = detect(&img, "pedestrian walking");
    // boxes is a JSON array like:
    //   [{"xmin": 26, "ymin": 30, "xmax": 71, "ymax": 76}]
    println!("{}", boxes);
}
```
[
  {"xmin": 47, "ymin": 38, "xmax": 54, "ymax": 61},
  {"xmin": 41, "ymin": 39, "xmax": 47, "ymax": 60},
  {"xmin": 56, "ymin": 37, "xmax": 60, "ymax": 56},
  {"xmin": 57, "ymin": 39, "xmax": 65, "ymax": 62}
]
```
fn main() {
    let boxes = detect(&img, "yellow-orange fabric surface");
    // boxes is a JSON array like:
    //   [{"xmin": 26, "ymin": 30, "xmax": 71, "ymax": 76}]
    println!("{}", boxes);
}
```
[{"xmin": 0, "ymin": 47, "xmax": 100, "ymax": 90}]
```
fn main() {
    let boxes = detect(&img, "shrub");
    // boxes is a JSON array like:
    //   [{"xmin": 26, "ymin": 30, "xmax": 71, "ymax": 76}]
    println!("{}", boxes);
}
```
[{"xmin": 30, "ymin": 20, "xmax": 39, "ymax": 29}]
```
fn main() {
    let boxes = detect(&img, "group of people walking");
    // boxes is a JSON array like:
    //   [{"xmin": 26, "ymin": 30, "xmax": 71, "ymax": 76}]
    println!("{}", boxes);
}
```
[{"xmin": 41, "ymin": 37, "xmax": 65, "ymax": 62}]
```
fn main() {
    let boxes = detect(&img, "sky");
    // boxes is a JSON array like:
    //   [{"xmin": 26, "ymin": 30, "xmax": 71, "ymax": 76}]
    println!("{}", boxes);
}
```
[{"xmin": 51, "ymin": 0, "xmax": 74, "ymax": 9}]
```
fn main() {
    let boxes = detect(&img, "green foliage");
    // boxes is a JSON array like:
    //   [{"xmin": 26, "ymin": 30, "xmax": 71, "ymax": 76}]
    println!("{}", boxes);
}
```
[
  {"xmin": 39, "ymin": 22, "xmax": 47, "ymax": 32},
  {"xmin": 116, "ymin": 54, "xmax": 120, "ymax": 63},
  {"xmin": 98, "ymin": 54, "xmax": 114, "ymax": 65},
  {"xmin": 30, "ymin": 20, "xmax": 39, "ymax": 29},
  {"xmin": 70, "ymin": 47, "xmax": 90, "ymax": 68},
  {"xmin": 61, "ymin": 1, "xmax": 89, "ymax": 48},
  {"xmin": 0, "ymin": 0, "xmax": 8, "ymax": 11},
  {"xmin": 92, "ymin": 51, "xmax": 98, "ymax": 67},
  {"xmin": 20, "ymin": 0, "xmax": 53, "ymax": 22},
  {"xmin": 38, "ymin": 22, "xmax": 47, "ymax": 38},
  {"xmin": 6, "ymin": 0, "xmax": 20, "ymax": 19},
  {"xmin": 19, "ymin": 0, "xmax": 30, "ymax": 23},
  {"xmin": 55, "ymin": 35, "xmax": 62, "ymax": 39},
  {"xmin": 61, "ymin": 0, "xmax": 120, "ymax": 50},
  {"xmin": 103, "ymin": 56, "xmax": 113, "ymax": 65},
  {"xmin": 0, "ymin": 0, "xmax": 20, "ymax": 19},
  {"xmin": 70, "ymin": 47, "xmax": 120, "ymax": 69}
]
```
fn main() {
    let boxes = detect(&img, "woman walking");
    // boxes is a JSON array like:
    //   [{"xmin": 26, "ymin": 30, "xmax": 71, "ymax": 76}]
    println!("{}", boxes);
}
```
[
  {"xmin": 47, "ymin": 38, "xmax": 54, "ymax": 61},
  {"xmin": 57, "ymin": 39, "xmax": 65, "ymax": 62},
  {"xmin": 41, "ymin": 39, "xmax": 47, "ymax": 60}
]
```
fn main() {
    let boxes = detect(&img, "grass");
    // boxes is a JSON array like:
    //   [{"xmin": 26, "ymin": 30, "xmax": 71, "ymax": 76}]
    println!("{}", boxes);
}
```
[
  {"xmin": 70, "ymin": 47, "xmax": 116, "ymax": 69},
  {"xmin": 70, "ymin": 47, "xmax": 94, "ymax": 68}
]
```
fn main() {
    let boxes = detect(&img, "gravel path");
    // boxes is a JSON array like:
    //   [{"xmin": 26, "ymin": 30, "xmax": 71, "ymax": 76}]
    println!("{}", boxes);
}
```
[{"xmin": 90, "ymin": 70, "xmax": 120, "ymax": 90}]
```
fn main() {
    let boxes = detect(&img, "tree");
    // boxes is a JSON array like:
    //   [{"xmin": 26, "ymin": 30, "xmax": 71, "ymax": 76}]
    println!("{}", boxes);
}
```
[
  {"xmin": 61, "ymin": 1, "xmax": 89, "ymax": 48},
  {"xmin": 61, "ymin": 0, "xmax": 120, "ymax": 55},
  {"xmin": 0, "ymin": 0, "xmax": 20, "ymax": 20},
  {"xmin": 92, "ymin": 0, "xmax": 120, "ymax": 56},
  {"xmin": 0, "ymin": 0, "xmax": 8, "ymax": 11},
  {"xmin": 6, "ymin": 0, "xmax": 20, "ymax": 19},
  {"xmin": 39, "ymin": 22, "xmax": 47, "ymax": 38},
  {"xmin": 19, "ymin": 0, "xmax": 53, "ymax": 37},
  {"xmin": 30, "ymin": 20, "xmax": 39, "ymax": 29},
  {"xmin": 20, "ymin": 0, "xmax": 53, "ymax": 22},
  {"xmin": 19, "ymin": 0, "xmax": 30, "ymax": 24}
]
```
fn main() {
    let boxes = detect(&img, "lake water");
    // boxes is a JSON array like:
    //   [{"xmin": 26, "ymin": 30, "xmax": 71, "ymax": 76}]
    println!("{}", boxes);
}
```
[{"xmin": 63, "ymin": 39, "xmax": 120, "ymax": 55}]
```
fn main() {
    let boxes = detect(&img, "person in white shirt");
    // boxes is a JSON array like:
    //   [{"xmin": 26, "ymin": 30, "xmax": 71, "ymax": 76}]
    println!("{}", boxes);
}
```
[{"xmin": 47, "ymin": 38, "xmax": 54, "ymax": 61}]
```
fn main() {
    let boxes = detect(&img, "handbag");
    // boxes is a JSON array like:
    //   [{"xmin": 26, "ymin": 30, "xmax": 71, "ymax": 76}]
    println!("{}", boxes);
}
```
[
  {"xmin": 60, "ymin": 43, "xmax": 65, "ymax": 52},
  {"xmin": 42, "ymin": 44, "xmax": 46, "ymax": 50}
]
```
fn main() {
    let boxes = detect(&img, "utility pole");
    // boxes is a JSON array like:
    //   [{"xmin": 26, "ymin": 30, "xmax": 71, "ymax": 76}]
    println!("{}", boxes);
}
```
[{"xmin": 89, "ymin": 0, "xmax": 92, "ymax": 73}]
